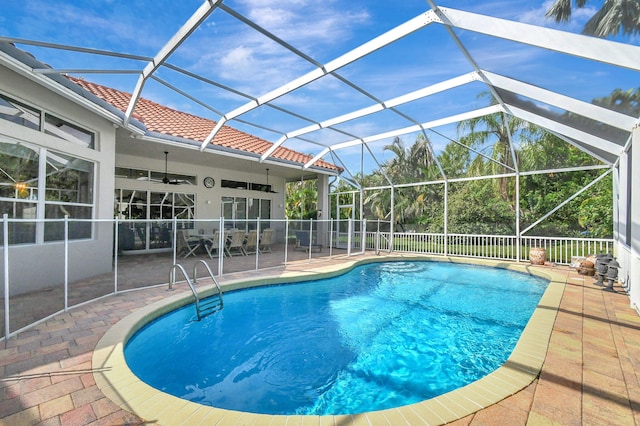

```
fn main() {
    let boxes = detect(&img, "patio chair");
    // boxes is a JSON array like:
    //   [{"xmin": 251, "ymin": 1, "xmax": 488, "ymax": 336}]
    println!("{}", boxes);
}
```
[
  {"xmin": 177, "ymin": 230, "xmax": 201, "ymax": 258},
  {"xmin": 295, "ymin": 230, "xmax": 322, "ymax": 253},
  {"xmin": 244, "ymin": 230, "xmax": 259, "ymax": 254},
  {"xmin": 203, "ymin": 231, "xmax": 222, "ymax": 259},
  {"xmin": 259, "ymin": 228, "xmax": 274, "ymax": 253},
  {"xmin": 226, "ymin": 229, "xmax": 247, "ymax": 256}
]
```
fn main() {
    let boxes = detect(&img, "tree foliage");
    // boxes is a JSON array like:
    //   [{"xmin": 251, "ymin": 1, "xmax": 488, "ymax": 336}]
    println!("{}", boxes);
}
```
[
  {"xmin": 285, "ymin": 178, "xmax": 317, "ymax": 220},
  {"xmin": 328, "ymin": 122, "xmax": 613, "ymax": 238},
  {"xmin": 363, "ymin": 135, "xmax": 444, "ymax": 231},
  {"xmin": 285, "ymin": 84, "xmax": 633, "ymax": 239},
  {"xmin": 546, "ymin": 0, "xmax": 640, "ymax": 37}
]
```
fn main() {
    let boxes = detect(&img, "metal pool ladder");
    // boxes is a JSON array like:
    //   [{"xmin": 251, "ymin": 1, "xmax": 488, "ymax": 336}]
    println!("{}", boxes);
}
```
[{"xmin": 168, "ymin": 260, "xmax": 223, "ymax": 321}]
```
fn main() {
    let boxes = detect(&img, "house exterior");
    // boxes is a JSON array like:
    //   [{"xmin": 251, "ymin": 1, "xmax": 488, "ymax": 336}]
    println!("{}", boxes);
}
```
[{"xmin": 0, "ymin": 41, "xmax": 338, "ymax": 294}]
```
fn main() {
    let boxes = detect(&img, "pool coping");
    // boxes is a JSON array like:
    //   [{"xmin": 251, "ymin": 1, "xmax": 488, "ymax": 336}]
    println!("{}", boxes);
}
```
[{"xmin": 92, "ymin": 254, "xmax": 566, "ymax": 425}]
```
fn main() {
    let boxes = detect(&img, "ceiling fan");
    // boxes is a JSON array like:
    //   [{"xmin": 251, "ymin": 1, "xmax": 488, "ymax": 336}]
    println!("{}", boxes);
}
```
[
  {"xmin": 265, "ymin": 168, "xmax": 278, "ymax": 193},
  {"xmin": 162, "ymin": 151, "xmax": 183, "ymax": 185}
]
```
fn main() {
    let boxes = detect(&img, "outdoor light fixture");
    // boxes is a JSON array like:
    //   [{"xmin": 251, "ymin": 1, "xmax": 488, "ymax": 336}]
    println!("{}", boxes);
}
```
[
  {"xmin": 594, "ymin": 253, "xmax": 613, "ymax": 286},
  {"xmin": 603, "ymin": 258, "xmax": 620, "ymax": 292},
  {"xmin": 14, "ymin": 182, "xmax": 28, "ymax": 198}
]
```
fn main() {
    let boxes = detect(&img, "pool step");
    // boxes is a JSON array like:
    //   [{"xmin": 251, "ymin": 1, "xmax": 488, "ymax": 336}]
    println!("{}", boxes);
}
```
[
  {"xmin": 169, "ymin": 260, "xmax": 224, "ymax": 321},
  {"xmin": 197, "ymin": 294, "xmax": 224, "ymax": 319}
]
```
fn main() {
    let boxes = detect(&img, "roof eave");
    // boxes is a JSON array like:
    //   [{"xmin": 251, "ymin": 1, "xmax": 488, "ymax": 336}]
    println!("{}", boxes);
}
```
[
  {"xmin": 0, "ymin": 41, "xmax": 146, "ymax": 136},
  {"xmin": 140, "ymin": 131, "xmax": 342, "ymax": 176}
]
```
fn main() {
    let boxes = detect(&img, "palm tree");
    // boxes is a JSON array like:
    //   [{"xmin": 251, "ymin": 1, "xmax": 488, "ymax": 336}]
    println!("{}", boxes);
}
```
[
  {"xmin": 456, "ymin": 106, "xmax": 534, "ymax": 202},
  {"xmin": 364, "ymin": 135, "xmax": 442, "ymax": 230},
  {"xmin": 383, "ymin": 135, "xmax": 439, "ymax": 182},
  {"xmin": 362, "ymin": 172, "xmax": 391, "ymax": 220},
  {"xmin": 438, "ymin": 141, "xmax": 471, "ymax": 178},
  {"xmin": 546, "ymin": 0, "xmax": 640, "ymax": 37},
  {"xmin": 285, "ymin": 178, "xmax": 317, "ymax": 219},
  {"xmin": 592, "ymin": 87, "xmax": 640, "ymax": 116}
]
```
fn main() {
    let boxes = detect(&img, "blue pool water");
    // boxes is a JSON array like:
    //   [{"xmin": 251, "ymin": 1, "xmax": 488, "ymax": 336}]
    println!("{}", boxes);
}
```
[{"xmin": 125, "ymin": 261, "xmax": 548, "ymax": 415}]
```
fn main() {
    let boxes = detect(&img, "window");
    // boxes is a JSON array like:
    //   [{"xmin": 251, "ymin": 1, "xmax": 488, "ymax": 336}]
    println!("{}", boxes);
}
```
[
  {"xmin": 115, "ymin": 166, "xmax": 196, "ymax": 185},
  {"xmin": 44, "ymin": 204, "xmax": 93, "ymax": 242},
  {"xmin": 0, "ymin": 93, "xmax": 40, "ymax": 131},
  {"xmin": 0, "ymin": 141, "xmax": 39, "ymax": 244},
  {"xmin": 221, "ymin": 179, "xmax": 248, "ymax": 189},
  {"xmin": 1, "ymin": 92, "xmax": 96, "ymax": 149},
  {"xmin": 0, "ymin": 141, "xmax": 39, "ymax": 201},
  {"xmin": 45, "ymin": 152, "xmax": 93, "ymax": 203},
  {"xmin": 0, "ymin": 140, "xmax": 95, "ymax": 244},
  {"xmin": 114, "ymin": 189, "xmax": 196, "ymax": 251},
  {"xmin": 44, "ymin": 152, "xmax": 94, "ymax": 241},
  {"xmin": 222, "ymin": 179, "xmax": 273, "ymax": 193},
  {"xmin": 44, "ymin": 114, "xmax": 95, "ymax": 149},
  {"xmin": 172, "ymin": 192, "xmax": 196, "ymax": 219},
  {"xmin": 0, "ymin": 201, "xmax": 37, "ymax": 244},
  {"xmin": 115, "ymin": 167, "xmax": 148, "ymax": 180},
  {"xmin": 249, "ymin": 182, "xmax": 272, "ymax": 192},
  {"xmin": 223, "ymin": 196, "xmax": 271, "ymax": 231}
]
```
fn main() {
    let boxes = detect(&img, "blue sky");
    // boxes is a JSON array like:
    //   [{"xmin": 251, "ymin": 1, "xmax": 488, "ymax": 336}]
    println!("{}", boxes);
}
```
[{"xmin": 1, "ymin": 0, "xmax": 638, "ymax": 174}]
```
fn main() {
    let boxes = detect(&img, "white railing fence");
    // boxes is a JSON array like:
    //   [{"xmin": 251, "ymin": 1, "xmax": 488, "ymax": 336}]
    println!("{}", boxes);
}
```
[
  {"xmin": 1, "ymin": 214, "xmax": 614, "ymax": 340},
  {"xmin": 363, "ymin": 226, "xmax": 613, "ymax": 264}
]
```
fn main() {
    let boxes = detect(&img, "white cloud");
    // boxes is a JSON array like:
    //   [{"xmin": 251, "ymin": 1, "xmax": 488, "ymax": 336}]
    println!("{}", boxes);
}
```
[
  {"xmin": 15, "ymin": 0, "xmax": 172, "ymax": 52},
  {"xmin": 219, "ymin": 46, "xmax": 255, "ymax": 72},
  {"xmin": 231, "ymin": 0, "xmax": 371, "ymax": 50},
  {"xmin": 199, "ymin": 44, "xmax": 309, "ymax": 94},
  {"xmin": 183, "ymin": 0, "xmax": 372, "ymax": 102}
]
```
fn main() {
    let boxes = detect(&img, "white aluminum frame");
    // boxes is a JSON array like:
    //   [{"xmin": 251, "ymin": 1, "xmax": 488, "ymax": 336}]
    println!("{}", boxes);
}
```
[{"xmin": 3, "ymin": 2, "xmax": 639, "ymax": 303}]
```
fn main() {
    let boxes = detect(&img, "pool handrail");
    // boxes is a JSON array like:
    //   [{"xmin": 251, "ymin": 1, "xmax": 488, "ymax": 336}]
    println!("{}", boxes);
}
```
[
  {"xmin": 168, "ymin": 261, "xmax": 223, "ymax": 320},
  {"xmin": 193, "ymin": 260, "xmax": 223, "ymax": 306}
]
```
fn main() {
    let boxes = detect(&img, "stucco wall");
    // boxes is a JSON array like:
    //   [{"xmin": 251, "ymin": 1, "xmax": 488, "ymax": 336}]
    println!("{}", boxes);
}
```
[
  {"xmin": 1, "ymin": 66, "xmax": 117, "ymax": 296},
  {"xmin": 114, "ymin": 152, "xmax": 288, "ymax": 238}
]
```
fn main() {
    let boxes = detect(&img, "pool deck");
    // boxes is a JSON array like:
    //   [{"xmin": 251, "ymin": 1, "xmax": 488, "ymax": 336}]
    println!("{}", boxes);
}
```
[{"xmin": 1, "ymin": 254, "xmax": 639, "ymax": 425}]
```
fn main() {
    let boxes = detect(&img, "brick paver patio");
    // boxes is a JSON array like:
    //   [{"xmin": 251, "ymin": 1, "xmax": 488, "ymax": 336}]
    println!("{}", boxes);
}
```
[{"xmin": 1, "ymin": 256, "xmax": 639, "ymax": 425}]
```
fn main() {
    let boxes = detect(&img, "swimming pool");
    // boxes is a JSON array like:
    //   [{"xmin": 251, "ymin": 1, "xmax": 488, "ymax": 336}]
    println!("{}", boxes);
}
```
[{"xmin": 124, "ymin": 260, "xmax": 548, "ymax": 416}]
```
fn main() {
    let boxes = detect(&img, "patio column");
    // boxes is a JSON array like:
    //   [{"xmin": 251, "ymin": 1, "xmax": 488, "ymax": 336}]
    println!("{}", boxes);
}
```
[
  {"xmin": 390, "ymin": 187, "xmax": 395, "ymax": 253},
  {"xmin": 629, "ymin": 125, "xmax": 640, "ymax": 312},
  {"xmin": 443, "ymin": 181, "xmax": 448, "ymax": 257},
  {"xmin": 316, "ymin": 174, "xmax": 330, "ymax": 247},
  {"xmin": 515, "ymin": 172, "xmax": 521, "ymax": 262}
]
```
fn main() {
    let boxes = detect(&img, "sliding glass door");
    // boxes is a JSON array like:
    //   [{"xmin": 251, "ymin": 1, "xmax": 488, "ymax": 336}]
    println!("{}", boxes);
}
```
[{"xmin": 114, "ymin": 189, "xmax": 195, "ymax": 251}]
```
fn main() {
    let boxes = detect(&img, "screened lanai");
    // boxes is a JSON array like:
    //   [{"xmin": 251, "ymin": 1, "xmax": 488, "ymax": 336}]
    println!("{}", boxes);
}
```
[{"xmin": 1, "ymin": 0, "xmax": 639, "ymax": 319}]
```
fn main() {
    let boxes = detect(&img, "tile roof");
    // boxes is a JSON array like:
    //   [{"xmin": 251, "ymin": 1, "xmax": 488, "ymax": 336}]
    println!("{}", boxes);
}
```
[{"xmin": 69, "ymin": 77, "xmax": 340, "ymax": 172}]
